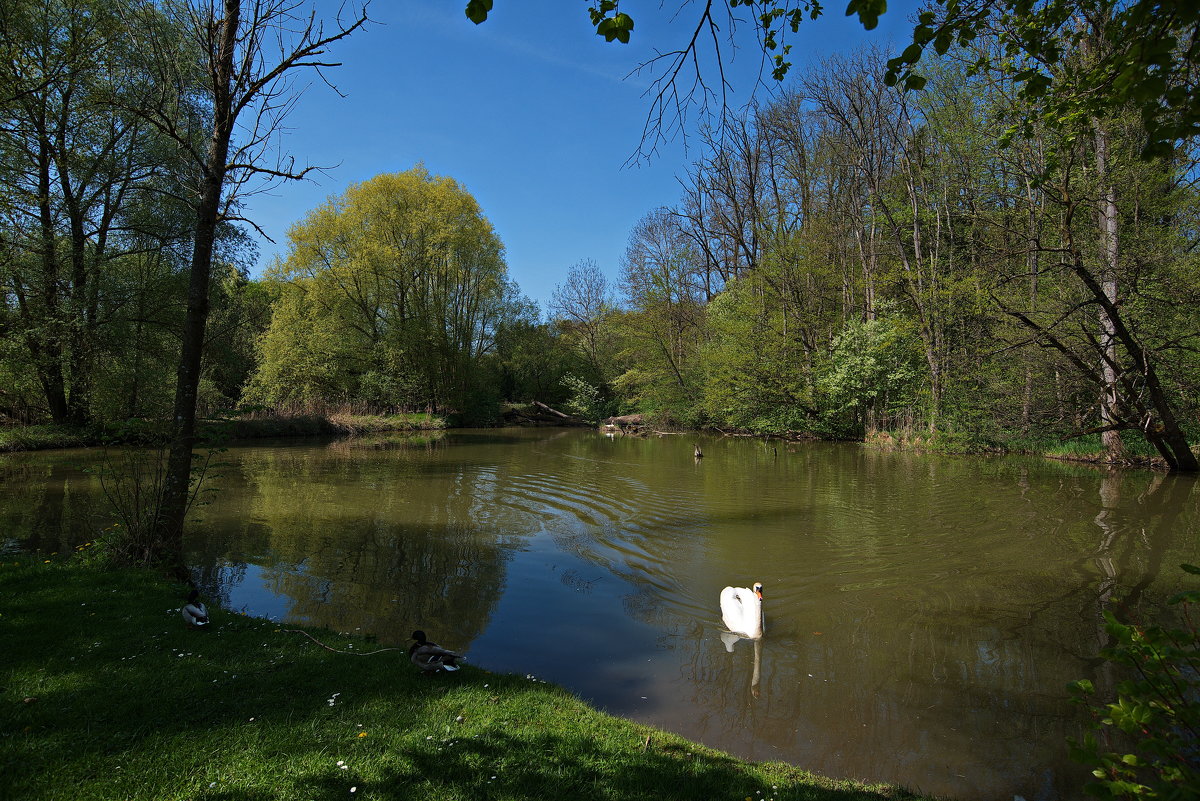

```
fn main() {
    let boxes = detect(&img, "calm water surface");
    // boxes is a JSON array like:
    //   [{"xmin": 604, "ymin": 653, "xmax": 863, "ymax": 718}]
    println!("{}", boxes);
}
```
[{"xmin": 6, "ymin": 428, "xmax": 1200, "ymax": 801}]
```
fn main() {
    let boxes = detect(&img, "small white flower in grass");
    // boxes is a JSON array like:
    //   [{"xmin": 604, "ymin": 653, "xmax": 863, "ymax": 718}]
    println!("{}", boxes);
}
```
[
  {"xmin": 350, "ymin": 787, "xmax": 357, "ymax": 793},
  {"xmin": 337, "ymin": 760, "xmax": 345, "ymax": 766}
]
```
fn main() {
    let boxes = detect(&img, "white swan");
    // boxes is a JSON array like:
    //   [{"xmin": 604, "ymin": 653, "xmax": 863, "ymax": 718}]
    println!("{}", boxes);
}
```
[{"xmin": 720, "ymin": 581, "xmax": 764, "ymax": 640}]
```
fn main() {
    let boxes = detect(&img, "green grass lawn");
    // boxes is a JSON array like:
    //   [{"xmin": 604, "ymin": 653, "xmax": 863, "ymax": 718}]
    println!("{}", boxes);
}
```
[{"xmin": 0, "ymin": 555, "xmax": 936, "ymax": 801}]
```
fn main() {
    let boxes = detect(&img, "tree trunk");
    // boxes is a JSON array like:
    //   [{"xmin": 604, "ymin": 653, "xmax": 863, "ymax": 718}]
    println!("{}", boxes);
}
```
[
  {"xmin": 154, "ymin": 3, "xmax": 238, "ymax": 570},
  {"xmin": 1021, "ymin": 177, "xmax": 1040, "ymax": 435},
  {"xmin": 1094, "ymin": 122, "xmax": 1126, "ymax": 462},
  {"xmin": 1066, "ymin": 248, "xmax": 1198, "ymax": 472}
]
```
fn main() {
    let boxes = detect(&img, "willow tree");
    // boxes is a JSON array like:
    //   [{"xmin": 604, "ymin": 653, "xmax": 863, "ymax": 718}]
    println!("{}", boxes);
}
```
[{"xmin": 247, "ymin": 167, "xmax": 511, "ymax": 414}]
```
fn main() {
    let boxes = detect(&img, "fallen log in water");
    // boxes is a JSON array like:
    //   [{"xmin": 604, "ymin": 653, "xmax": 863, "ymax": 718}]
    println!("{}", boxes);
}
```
[{"xmin": 503, "ymin": 401, "xmax": 591, "ymax": 427}]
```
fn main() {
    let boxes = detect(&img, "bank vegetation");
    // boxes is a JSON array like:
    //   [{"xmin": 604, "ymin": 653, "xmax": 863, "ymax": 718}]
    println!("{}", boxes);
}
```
[{"xmin": 1, "ymin": 2, "xmax": 1198, "ymax": 473}]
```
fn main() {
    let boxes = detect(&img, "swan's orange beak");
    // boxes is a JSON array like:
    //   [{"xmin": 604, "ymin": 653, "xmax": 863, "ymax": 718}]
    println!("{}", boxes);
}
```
[{"xmin": 755, "ymin": 588, "xmax": 763, "ymax": 600}]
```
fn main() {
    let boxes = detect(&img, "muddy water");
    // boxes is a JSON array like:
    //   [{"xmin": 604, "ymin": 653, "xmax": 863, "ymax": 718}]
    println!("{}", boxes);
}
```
[{"xmin": 7, "ymin": 428, "xmax": 1199, "ymax": 800}]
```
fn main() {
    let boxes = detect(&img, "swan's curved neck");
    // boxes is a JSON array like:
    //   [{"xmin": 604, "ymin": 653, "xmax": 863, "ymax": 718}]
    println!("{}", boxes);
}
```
[{"xmin": 744, "ymin": 595, "xmax": 763, "ymax": 638}]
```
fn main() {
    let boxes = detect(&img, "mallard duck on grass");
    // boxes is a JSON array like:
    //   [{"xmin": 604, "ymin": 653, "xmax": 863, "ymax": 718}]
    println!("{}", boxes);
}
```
[
  {"xmin": 409, "ymin": 630, "xmax": 463, "ymax": 674},
  {"xmin": 181, "ymin": 589, "xmax": 209, "ymax": 629}
]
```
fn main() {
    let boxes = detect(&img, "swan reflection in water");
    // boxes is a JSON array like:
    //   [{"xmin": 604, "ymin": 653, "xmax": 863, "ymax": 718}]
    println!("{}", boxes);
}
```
[{"xmin": 720, "ymin": 631, "xmax": 764, "ymax": 698}]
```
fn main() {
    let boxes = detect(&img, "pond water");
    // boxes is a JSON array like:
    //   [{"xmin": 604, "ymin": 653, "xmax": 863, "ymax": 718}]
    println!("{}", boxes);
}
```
[{"xmin": 6, "ymin": 428, "xmax": 1200, "ymax": 800}]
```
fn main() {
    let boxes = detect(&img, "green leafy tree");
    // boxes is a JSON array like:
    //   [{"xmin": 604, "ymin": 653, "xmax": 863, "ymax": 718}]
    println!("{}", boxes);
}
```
[
  {"xmin": 560, "ymin": 372, "xmax": 611, "ymax": 424},
  {"xmin": 820, "ymin": 313, "xmax": 923, "ymax": 438},
  {"xmin": 246, "ymin": 166, "xmax": 512, "ymax": 415},
  {"xmin": 487, "ymin": 299, "xmax": 580, "ymax": 406},
  {"xmin": 886, "ymin": 0, "xmax": 1200, "ymax": 159},
  {"xmin": 697, "ymin": 272, "xmax": 817, "ymax": 433},
  {"xmin": 615, "ymin": 208, "xmax": 707, "ymax": 422},
  {"xmin": 243, "ymin": 275, "xmax": 362, "ymax": 409},
  {"xmin": 0, "ymin": 0, "xmax": 186, "ymax": 426},
  {"xmin": 202, "ymin": 264, "xmax": 273, "ymax": 412}
]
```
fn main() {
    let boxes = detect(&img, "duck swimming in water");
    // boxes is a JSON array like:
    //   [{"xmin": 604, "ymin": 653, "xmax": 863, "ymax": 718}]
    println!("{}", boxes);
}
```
[
  {"xmin": 181, "ymin": 589, "xmax": 209, "ymax": 628},
  {"xmin": 408, "ymin": 630, "xmax": 463, "ymax": 674}
]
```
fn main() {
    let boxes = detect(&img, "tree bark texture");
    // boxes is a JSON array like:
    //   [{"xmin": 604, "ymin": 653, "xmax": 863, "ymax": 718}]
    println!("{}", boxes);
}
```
[{"xmin": 155, "ymin": 1, "xmax": 239, "ymax": 568}]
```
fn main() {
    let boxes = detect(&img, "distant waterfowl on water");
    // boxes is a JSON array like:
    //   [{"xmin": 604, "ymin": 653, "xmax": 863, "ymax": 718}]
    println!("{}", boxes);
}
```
[
  {"xmin": 409, "ymin": 630, "xmax": 463, "ymax": 673},
  {"xmin": 181, "ymin": 589, "xmax": 209, "ymax": 628},
  {"xmin": 720, "ymin": 582, "xmax": 764, "ymax": 640}
]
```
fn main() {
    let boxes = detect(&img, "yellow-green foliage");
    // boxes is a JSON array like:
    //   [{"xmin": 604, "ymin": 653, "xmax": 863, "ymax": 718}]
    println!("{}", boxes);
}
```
[{"xmin": 245, "ymin": 166, "xmax": 510, "ymax": 413}]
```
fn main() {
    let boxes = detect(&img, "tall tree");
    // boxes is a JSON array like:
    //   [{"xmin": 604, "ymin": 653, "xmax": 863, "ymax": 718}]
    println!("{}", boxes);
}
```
[
  {"xmin": 246, "ymin": 167, "xmax": 511, "ymax": 415},
  {"xmin": 0, "ymin": 0, "xmax": 177, "ymax": 425},
  {"xmin": 550, "ymin": 258, "xmax": 617, "ymax": 384},
  {"xmin": 961, "ymin": 20, "xmax": 1200, "ymax": 470},
  {"xmin": 616, "ymin": 207, "xmax": 707, "ymax": 417},
  {"xmin": 129, "ymin": 0, "xmax": 369, "ymax": 568}
]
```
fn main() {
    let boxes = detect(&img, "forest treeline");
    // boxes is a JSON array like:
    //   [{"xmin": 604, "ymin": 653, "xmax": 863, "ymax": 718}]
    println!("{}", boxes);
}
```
[
  {"xmin": 2, "ymin": 2, "xmax": 1199, "ymax": 468},
  {"xmin": 575, "ymin": 44, "xmax": 1200, "ymax": 470}
]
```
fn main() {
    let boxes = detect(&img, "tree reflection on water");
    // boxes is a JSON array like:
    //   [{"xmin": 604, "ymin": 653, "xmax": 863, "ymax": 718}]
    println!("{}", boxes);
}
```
[{"xmin": 6, "ymin": 430, "xmax": 1200, "ymax": 801}]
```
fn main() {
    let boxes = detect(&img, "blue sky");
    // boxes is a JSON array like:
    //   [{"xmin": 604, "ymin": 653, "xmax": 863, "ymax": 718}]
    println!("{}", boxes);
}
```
[{"xmin": 243, "ymin": 0, "xmax": 919, "ymax": 311}]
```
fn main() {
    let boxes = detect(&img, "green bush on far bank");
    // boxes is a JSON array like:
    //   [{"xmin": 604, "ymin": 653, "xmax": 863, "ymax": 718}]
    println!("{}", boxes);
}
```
[
  {"xmin": 0, "ymin": 424, "xmax": 96, "ymax": 453},
  {"xmin": 0, "ymin": 555, "xmax": 932, "ymax": 801}
]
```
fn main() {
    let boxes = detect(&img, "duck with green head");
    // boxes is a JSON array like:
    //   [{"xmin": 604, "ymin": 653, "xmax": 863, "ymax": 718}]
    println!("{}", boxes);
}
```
[{"xmin": 408, "ymin": 630, "xmax": 463, "ymax": 674}]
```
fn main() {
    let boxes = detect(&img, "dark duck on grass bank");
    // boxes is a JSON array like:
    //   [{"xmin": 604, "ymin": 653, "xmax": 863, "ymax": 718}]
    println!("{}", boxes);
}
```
[{"xmin": 409, "ymin": 630, "xmax": 463, "ymax": 673}]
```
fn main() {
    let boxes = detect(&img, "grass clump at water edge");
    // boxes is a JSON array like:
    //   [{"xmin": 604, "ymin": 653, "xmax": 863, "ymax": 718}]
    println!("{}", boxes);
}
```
[
  {"xmin": 0, "ymin": 412, "xmax": 447, "ymax": 453},
  {"xmin": 0, "ymin": 424, "xmax": 94, "ymax": 452},
  {"xmin": 865, "ymin": 427, "xmax": 1175, "ymax": 465},
  {"xmin": 0, "ymin": 556, "xmax": 935, "ymax": 801}
]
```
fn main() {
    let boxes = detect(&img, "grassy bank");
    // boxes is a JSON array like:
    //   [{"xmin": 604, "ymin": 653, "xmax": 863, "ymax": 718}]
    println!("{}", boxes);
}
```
[
  {"xmin": 863, "ymin": 428, "xmax": 1181, "ymax": 468},
  {"xmin": 0, "ymin": 556, "xmax": 936, "ymax": 801},
  {"xmin": 0, "ymin": 413, "xmax": 446, "ymax": 453},
  {"xmin": 0, "ymin": 424, "xmax": 96, "ymax": 452},
  {"xmin": 219, "ymin": 411, "xmax": 446, "ymax": 440}
]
